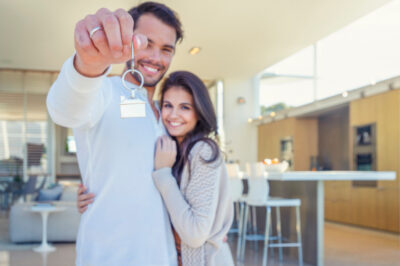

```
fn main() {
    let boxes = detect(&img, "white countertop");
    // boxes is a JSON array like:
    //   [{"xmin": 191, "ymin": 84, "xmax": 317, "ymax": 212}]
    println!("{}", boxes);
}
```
[{"xmin": 265, "ymin": 171, "xmax": 396, "ymax": 181}]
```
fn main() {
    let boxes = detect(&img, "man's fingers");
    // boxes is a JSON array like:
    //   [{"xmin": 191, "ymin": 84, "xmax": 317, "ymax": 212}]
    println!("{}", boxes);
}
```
[
  {"xmin": 114, "ymin": 8, "xmax": 134, "ymax": 47},
  {"xmin": 84, "ymin": 14, "xmax": 109, "ymax": 56},
  {"xmin": 77, "ymin": 185, "xmax": 87, "ymax": 195},
  {"xmin": 79, "ymin": 193, "xmax": 94, "ymax": 201},
  {"xmin": 133, "ymin": 34, "xmax": 148, "ymax": 50},
  {"xmin": 79, "ymin": 206, "xmax": 88, "ymax": 214},
  {"xmin": 96, "ymin": 8, "xmax": 123, "ymax": 58},
  {"xmin": 75, "ymin": 20, "xmax": 98, "ymax": 57},
  {"xmin": 78, "ymin": 198, "xmax": 93, "ymax": 208}
]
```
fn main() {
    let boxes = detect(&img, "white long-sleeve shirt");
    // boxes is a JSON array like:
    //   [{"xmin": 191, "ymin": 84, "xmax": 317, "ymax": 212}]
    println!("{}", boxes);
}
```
[{"xmin": 47, "ymin": 56, "xmax": 177, "ymax": 266}]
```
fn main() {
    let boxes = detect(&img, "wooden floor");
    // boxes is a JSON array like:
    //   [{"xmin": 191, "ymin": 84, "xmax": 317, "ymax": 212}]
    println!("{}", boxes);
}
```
[{"xmin": 0, "ymin": 222, "xmax": 399, "ymax": 266}]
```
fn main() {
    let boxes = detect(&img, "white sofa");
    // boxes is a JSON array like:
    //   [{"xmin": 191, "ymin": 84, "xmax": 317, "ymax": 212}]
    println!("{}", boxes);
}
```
[{"xmin": 9, "ymin": 185, "xmax": 80, "ymax": 243}]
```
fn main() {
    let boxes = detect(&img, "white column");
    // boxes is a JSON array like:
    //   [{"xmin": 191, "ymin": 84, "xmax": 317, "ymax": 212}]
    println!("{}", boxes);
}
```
[
  {"xmin": 216, "ymin": 80, "xmax": 225, "ymax": 151},
  {"xmin": 22, "ymin": 73, "xmax": 28, "ymax": 182},
  {"xmin": 223, "ymin": 78, "xmax": 257, "ymax": 168},
  {"xmin": 47, "ymin": 114, "xmax": 56, "ymax": 183},
  {"xmin": 1, "ymin": 121, "xmax": 10, "ymax": 159}
]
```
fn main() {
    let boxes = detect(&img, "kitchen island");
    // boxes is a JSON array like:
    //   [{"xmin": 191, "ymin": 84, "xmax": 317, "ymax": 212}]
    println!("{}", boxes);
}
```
[{"xmin": 264, "ymin": 171, "xmax": 396, "ymax": 266}]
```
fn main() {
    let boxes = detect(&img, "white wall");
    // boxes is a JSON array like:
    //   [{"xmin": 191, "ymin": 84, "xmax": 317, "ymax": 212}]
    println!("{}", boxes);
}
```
[{"xmin": 223, "ymin": 78, "xmax": 258, "ymax": 168}]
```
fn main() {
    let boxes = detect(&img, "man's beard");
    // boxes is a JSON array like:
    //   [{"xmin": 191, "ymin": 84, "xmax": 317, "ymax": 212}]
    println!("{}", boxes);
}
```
[
  {"xmin": 131, "ymin": 70, "xmax": 165, "ymax": 88},
  {"xmin": 126, "ymin": 60, "xmax": 166, "ymax": 88}
]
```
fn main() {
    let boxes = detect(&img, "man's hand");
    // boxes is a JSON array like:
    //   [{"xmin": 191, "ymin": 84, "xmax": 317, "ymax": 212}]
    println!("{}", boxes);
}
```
[
  {"xmin": 77, "ymin": 184, "xmax": 95, "ymax": 214},
  {"xmin": 74, "ymin": 8, "xmax": 147, "ymax": 77},
  {"xmin": 154, "ymin": 135, "xmax": 177, "ymax": 170}
]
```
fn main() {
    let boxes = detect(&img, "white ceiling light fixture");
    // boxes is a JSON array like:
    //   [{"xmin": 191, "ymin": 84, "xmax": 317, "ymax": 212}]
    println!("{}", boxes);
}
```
[{"xmin": 189, "ymin": 47, "xmax": 201, "ymax": 55}]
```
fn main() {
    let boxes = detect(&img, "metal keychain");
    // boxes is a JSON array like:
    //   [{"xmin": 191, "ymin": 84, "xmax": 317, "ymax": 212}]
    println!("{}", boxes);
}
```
[{"xmin": 120, "ymin": 39, "xmax": 146, "ymax": 118}]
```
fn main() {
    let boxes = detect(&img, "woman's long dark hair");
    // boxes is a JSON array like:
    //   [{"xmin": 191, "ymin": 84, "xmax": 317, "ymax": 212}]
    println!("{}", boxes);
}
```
[{"xmin": 160, "ymin": 71, "xmax": 219, "ymax": 183}]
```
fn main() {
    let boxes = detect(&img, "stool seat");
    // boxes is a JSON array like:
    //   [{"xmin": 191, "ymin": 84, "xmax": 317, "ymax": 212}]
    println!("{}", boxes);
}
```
[{"xmin": 245, "ymin": 197, "xmax": 301, "ymax": 207}]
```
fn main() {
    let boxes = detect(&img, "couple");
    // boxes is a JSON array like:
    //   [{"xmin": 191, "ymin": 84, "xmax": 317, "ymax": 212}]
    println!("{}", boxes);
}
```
[{"xmin": 47, "ymin": 2, "xmax": 234, "ymax": 266}]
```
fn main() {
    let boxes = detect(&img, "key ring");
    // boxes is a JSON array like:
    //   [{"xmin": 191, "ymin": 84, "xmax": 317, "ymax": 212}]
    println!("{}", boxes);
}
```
[{"xmin": 121, "ymin": 39, "xmax": 144, "ymax": 98}]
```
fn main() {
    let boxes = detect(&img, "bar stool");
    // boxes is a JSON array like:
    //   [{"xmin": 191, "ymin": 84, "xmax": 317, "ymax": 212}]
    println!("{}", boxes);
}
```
[
  {"xmin": 226, "ymin": 163, "xmax": 259, "ymax": 258},
  {"xmin": 238, "ymin": 162, "xmax": 303, "ymax": 266},
  {"xmin": 226, "ymin": 163, "xmax": 244, "ymax": 234}
]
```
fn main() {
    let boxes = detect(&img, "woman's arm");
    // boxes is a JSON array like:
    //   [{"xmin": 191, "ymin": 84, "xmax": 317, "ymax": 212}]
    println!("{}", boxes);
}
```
[{"xmin": 153, "ymin": 142, "xmax": 222, "ymax": 248}]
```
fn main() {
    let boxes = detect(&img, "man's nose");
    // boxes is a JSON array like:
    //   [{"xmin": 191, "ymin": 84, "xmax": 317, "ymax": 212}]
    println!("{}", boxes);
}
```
[{"xmin": 148, "ymin": 47, "xmax": 162, "ymax": 62}]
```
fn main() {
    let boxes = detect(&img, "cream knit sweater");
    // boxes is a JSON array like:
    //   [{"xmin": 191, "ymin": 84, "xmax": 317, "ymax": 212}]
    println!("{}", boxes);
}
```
[{"xmin": 152, "ymin": 141, "xmax": 234, "ymax": 266}]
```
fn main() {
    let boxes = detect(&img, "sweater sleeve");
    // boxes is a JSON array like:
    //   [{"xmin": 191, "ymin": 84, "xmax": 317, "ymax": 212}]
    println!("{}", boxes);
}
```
[
  {"xmin": 46, "ymin": 55, "xmax": 112, "ymax": 128},
  {"xmin": 152, "ymin": 142, "xmax": 222, "ymax": 248}
]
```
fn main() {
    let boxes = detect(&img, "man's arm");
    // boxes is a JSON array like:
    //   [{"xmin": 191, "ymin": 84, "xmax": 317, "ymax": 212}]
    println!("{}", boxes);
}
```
[
  {"xmin": 47, "ymin": 8, "xmax": 136, "ymax": 128},
  {"xmin": 46, "ymin": 55, "xmax": 111, "ymax": 128}
]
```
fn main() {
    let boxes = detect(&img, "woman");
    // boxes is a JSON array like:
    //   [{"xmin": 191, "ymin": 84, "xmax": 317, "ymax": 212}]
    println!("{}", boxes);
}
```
[{"xmin": 78, "ymin": 71, "xmax": 234, "ymax": 266}]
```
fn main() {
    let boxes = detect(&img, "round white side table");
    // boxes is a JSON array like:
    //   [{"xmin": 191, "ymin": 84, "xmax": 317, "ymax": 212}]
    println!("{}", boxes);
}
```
[{"xmin": 29, "ymin": 205, "xmax": 66, "ymax": 253}]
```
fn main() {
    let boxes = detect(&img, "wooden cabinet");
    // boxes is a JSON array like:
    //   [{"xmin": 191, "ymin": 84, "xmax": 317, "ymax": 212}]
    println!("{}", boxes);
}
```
[
  {"xmin": 324, "ymin": 90, "xmax": 400, "ymax": 232},
  {"xmin": 259, "ymin": 90, "xmax": 400, "ymax": 232},
  {"xmin": 258, "ymin": 117, "xmax": 318, "ymax": 171}
]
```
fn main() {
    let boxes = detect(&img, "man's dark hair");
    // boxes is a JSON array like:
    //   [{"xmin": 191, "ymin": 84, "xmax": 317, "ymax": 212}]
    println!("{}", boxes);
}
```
[{"xmin": 128, "ymin": 2, "xmax": 183, "ymax": 43}]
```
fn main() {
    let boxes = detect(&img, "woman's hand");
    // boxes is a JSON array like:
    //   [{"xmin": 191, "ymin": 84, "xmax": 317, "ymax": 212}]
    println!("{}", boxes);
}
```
[
  {"xmin": 154, "ymin": 135, "xmax": 177, "ymax": 170},
  {"xmin": 77, "ymin": 184, "xmax": 95, "ymax": 214}
]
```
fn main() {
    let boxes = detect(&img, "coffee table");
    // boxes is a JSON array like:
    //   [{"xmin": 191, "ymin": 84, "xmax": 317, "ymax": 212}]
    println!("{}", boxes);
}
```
[{"xmin": 29, "ymin": 205, "xmax": 66, "ymax": 252}]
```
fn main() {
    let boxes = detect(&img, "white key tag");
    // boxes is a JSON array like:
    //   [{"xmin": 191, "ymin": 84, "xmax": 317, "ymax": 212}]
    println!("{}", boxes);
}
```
[
  {"xmin": 120, "ymin": 39, "xmax": 146, "ymax": 118},
  {"xmin": 120, "ymin": 96, "xmax": 146, "ymax": 118},
  {"xmin": 120, "ymin": 70, "xmax": 146, "ymax": 118}
]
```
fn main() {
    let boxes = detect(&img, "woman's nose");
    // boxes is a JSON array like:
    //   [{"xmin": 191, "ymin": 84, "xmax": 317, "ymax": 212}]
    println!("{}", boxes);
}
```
[{"xmin": 169, "ymin": 108, "xmax": 179, "ymax": 119}]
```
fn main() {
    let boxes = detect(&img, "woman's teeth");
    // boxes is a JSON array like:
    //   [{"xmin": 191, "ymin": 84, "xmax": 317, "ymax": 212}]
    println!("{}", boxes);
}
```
[{"xmin": 170, "ymin": 122, "xmax": 182, "ymax": 126}]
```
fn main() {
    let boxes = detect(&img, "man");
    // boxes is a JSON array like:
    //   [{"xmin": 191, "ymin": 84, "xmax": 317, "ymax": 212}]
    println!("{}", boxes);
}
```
[{"xmin": 46, "ymin": 2, "xmax": 183, "ymax": 265}]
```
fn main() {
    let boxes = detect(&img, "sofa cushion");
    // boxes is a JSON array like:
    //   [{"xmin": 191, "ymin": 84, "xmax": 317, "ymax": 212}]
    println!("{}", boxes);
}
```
[
  {"xmin": 36, "ymin": 184, "xmax": 63, "ymax": 202},
  {"xmin": 60, "ymin": 185, "xmax": 78, "ymax": 202}
]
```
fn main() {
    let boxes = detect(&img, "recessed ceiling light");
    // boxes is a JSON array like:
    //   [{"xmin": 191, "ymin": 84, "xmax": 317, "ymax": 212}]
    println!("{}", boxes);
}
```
[{"xmin": 189, "ymin": 47, "xmax": 201, "ymax": 55}]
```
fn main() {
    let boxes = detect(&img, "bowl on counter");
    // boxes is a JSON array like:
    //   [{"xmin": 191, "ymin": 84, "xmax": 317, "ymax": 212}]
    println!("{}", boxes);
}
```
[{"xmin": 264, "ymin": 161, "xmax": 289, "ymax": 173}]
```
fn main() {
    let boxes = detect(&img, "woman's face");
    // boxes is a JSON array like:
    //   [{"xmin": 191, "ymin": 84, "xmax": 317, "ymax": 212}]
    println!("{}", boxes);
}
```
[{"xmin": 161, "ymin": 86, "xmax": 198, "ymax": 143}]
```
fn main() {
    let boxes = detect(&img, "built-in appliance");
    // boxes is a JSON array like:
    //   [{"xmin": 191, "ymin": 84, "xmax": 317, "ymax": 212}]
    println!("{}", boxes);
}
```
[
  {"xmin": 353, "ymin": 123, "xmax": 377, "ymax": 187},
  {"xmin": 280, "ymin": 137, "xmax": 294, "ymax": 170}
]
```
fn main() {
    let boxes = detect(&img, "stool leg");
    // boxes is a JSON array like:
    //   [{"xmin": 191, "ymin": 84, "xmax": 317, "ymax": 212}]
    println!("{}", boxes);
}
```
[
  {"xmin": 251, "ymin": 206, "xmax": 258, "ymax": 234},
  {"xmin": 240, "ymin": 204, "xmax": 250, "ymax": 262},
  {"xmin": 235, "ymin": 202, "xmax": 240, "ymax": 227},
  {"xmin": 276, "ymin": 206, "xmax": 283, "ymax": 261},
  {"xmin": 296, "ymin": 206, "xmax": 303, "ymax": 266},
  {"xmin": 262, "ymin": 206, "xmax": 271, "ymax": 266},
  {"xmin": 236, "ymin": 202, "xmax": 245, "ymax": 261},
  {"xmin": 269, "ymin": 216, "xmax": 274, "ymax": 260},
  {"xmin": 251, "ymin": 206, "xmax": 259, "ymax": 252}
]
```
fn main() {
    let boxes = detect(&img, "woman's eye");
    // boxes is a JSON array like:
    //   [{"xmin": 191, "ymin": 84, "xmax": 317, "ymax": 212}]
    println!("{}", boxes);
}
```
[
  {"xmin": 182, "ymin": 106, "xmax": 190, "ymax": 110},
  {"xmin": 163, "ymin": 103, "xmax": 172, "ymax": 108}
]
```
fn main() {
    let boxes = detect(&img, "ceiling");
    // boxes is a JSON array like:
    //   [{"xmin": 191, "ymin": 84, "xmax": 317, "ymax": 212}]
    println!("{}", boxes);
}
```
[{"xmin": 0, "ymin": 0, "xmax": 392, "ymax": 80}]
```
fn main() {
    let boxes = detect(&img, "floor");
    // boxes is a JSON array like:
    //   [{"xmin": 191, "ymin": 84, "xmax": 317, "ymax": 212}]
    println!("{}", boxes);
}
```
[{"xmin": 0, "ymin": 221, "xmax": 399, "ymax": 266}]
